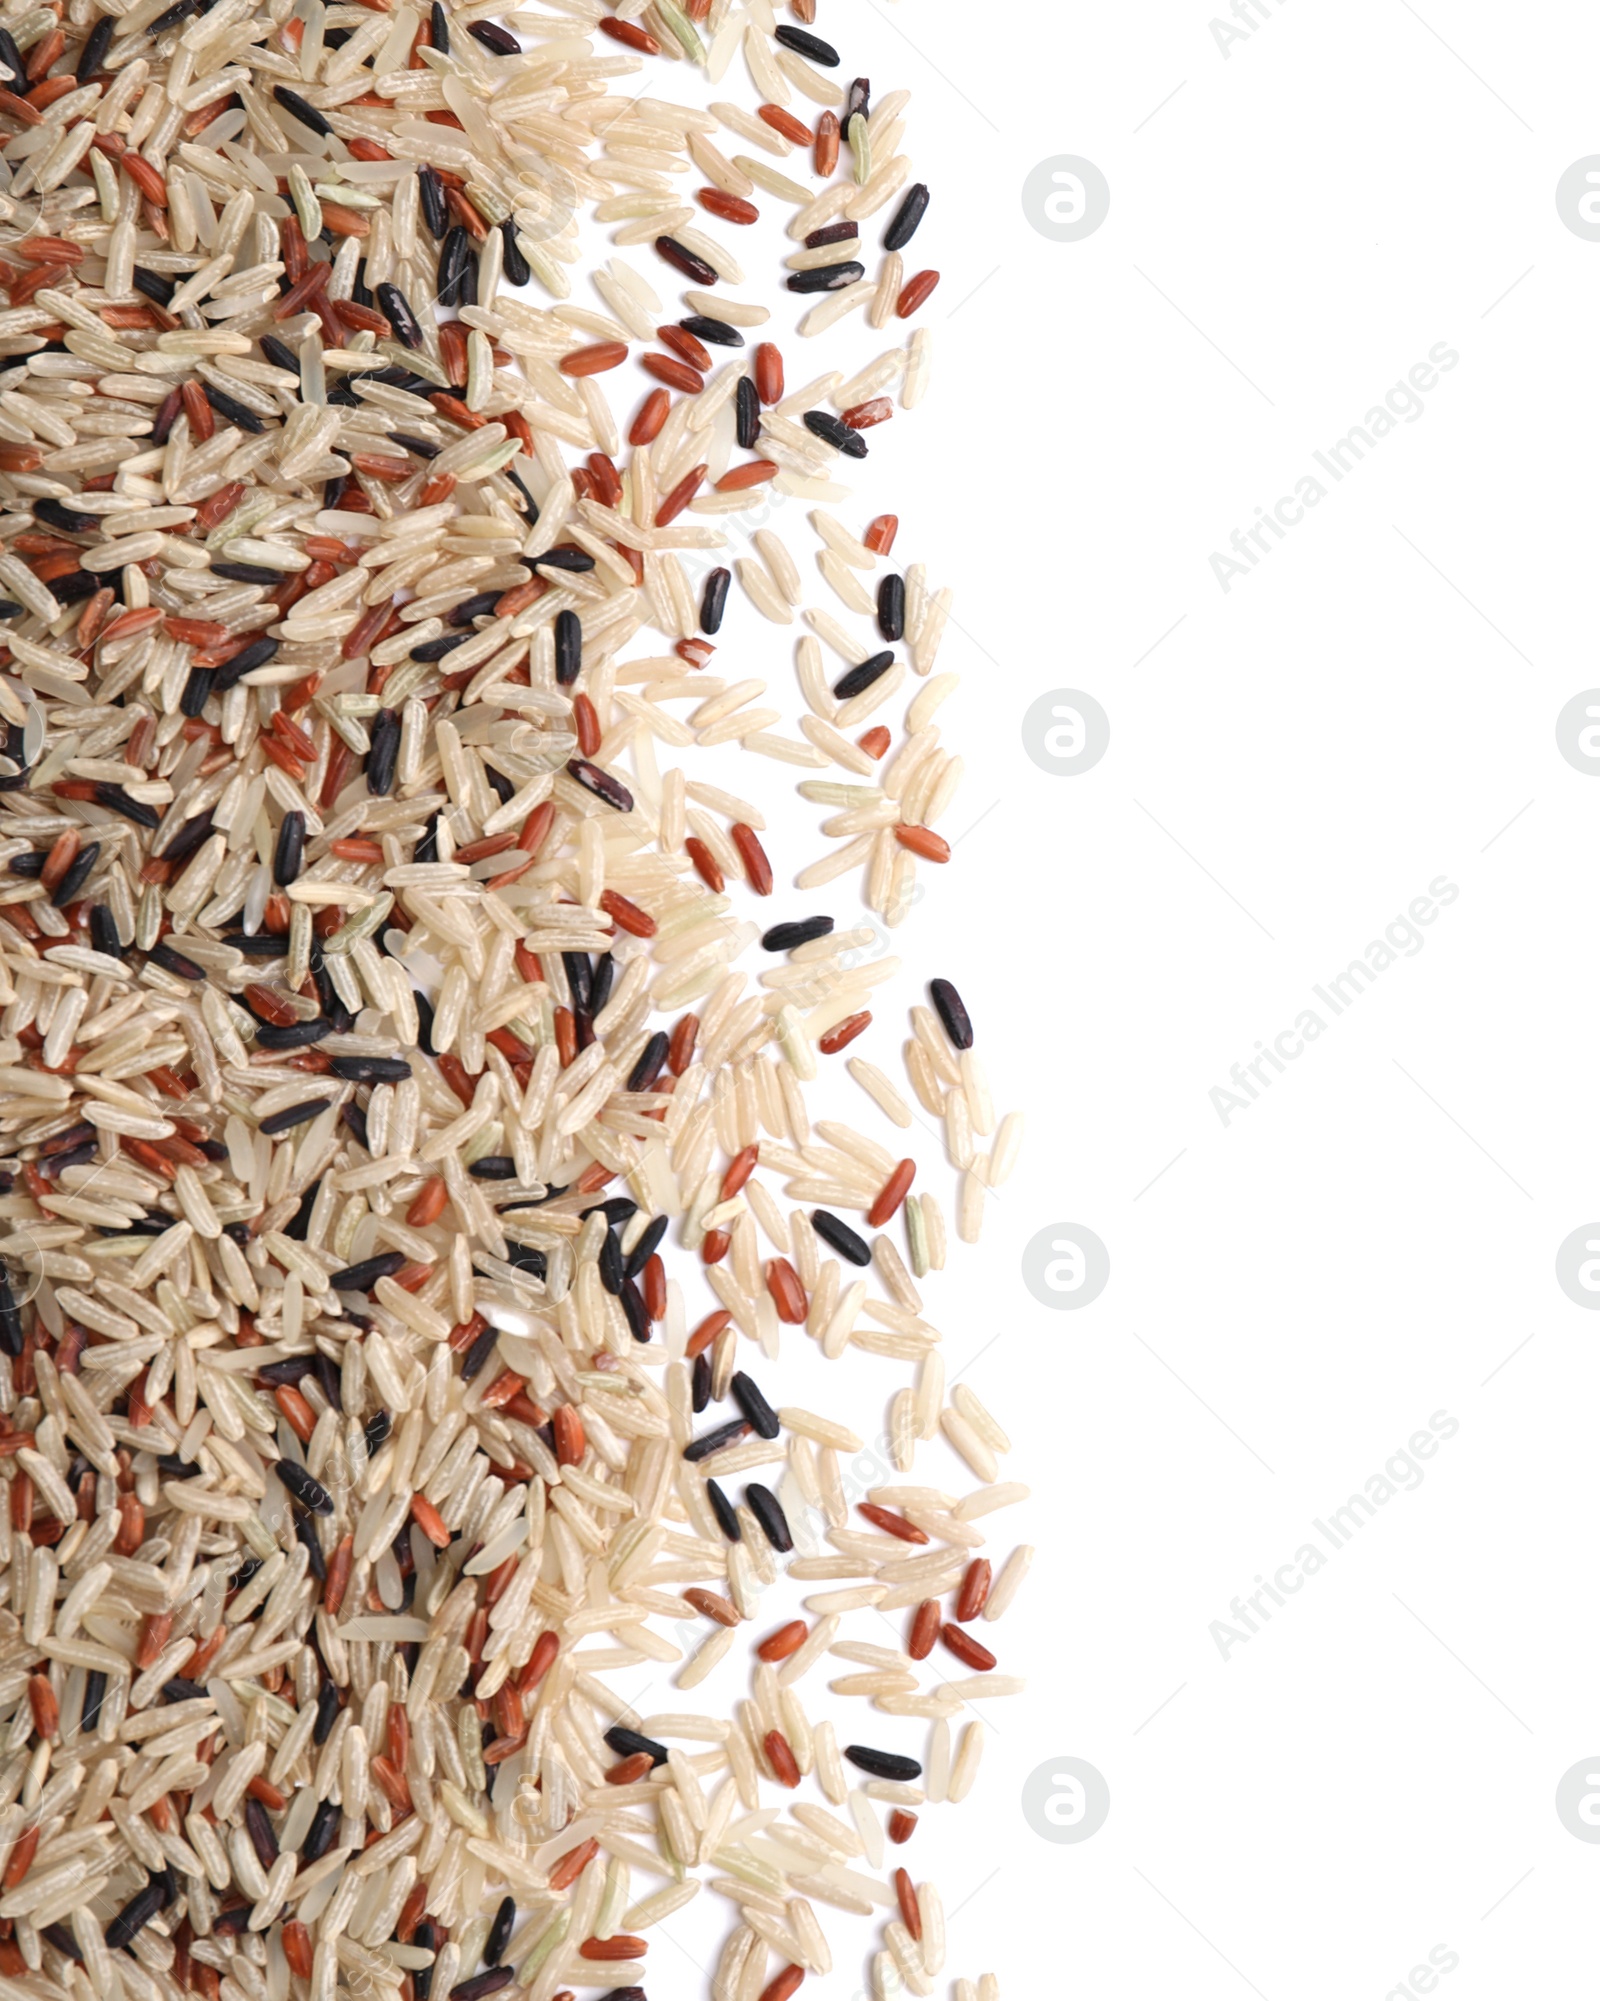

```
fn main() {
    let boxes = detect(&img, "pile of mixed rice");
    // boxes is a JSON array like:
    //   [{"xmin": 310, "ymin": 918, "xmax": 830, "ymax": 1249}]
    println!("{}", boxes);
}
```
[{"xmin": 0, "ymin": 0, "xmax": 1028, "ymax": 1997}]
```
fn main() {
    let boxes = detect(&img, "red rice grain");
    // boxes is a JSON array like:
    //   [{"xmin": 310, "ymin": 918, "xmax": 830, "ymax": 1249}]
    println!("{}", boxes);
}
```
[
  {"xmin": 732, "ymin": 823, "xmax": 775, "ymax": 894},
  {"xmin": 869, "ymin": 1158, "xmax": 918, "ymax": 1227},
  {"xmin": 561, "ymin": 341, "xmax": 630, "ymax": 375},
  {"xmin": 765, "ymin": 1730, "xmax": 803, "ymax": 1787},
  {"xmin": 897, "ymin": 270, "xmax": 942, "ymax": 317},
  {"xmin": 895, "ymin": 1868, "xmax": 923, "ymax": 1941},
  {"xmin": 761, "ymin": 103, "xmax": 814, "ymax": 145},
  {"xmin": 819, "ymin": 1011, "xmax": 873, "ymax": 1054},
  {"xmin": 956, "ymin": 1559, "xmax": 993, "ymax": 1621},
  {"xmin": 755, "ymin": 342, "xmax": 786, "ymax": 404},
  {"xmin": 767, "ymin": 1258, "xmax": 808, "ymax": 1322},
  {"xmin": 941, "ymin": 1624, "xmax": 999, "ymax": 1671},
  {"xmin": 757, "ymin": 1620, "xmax": 810, "ymax": 1661},
  {"xmin": 629, "ymin": 388, "xmax": 672, "ymax": 444}
]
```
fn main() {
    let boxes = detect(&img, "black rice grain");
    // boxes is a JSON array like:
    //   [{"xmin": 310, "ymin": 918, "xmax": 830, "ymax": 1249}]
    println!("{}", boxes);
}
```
[
  {"xmin": 213, "ymin": 635, "xmax": 278, "ymax": 691},
  {"xmin": 845, "ymin": 1744, "xmax": 923, "ymax": 1781},
  {"xmin": 244, "ymin": 1796, "xmax": 278, "ymax": 1869},
  {"xmin": 884, "ymin": 181, "xmax": 930, "ymax": 252},
  {"xmin": 367, "ymin": 707, "xmax": 400, "ymax": 794},
  {"xmin": 683, "ymin": 1417, "xmax": 750, "ymax": 1462},
  {"xmin": 313, "ymin": 1679, "xmax": 341, "ymax": 1745},
  {"xmin": 745, "ymin": 1482, "xmax": 792, "ymax": 1552},
  {"xmin": 275, "ymin": 1457, "xmax": 333, "ymax": 1516},
  {"xmin": 604, "ymin": 1725, "xmax": 668, "ymax": 1766},
  {"xmin": 775, "ymin": 24, "xmax": 839, "ymax": 64},
  {"xmin": 707, "ymin": 1478, "xmax": 741, "ymax": 1541},
  {"xmin": 377, "ymin": 280, "xmax": 423, "ymax": 348},
  {"xmin": 554, "ymin": 608, "xmax": 582, "ymax": 685},
  {"xmin": 811, "ymin": 1209, "xmax": 871, "ymax": 1266},
  {"xmin": 329, "ymin": 1251, "xmax": 407, "ymax": 1293},
  {"xmin": 106, "ymin": 1882, "xmax": 164, "ymax": 1951},
  {"xmin": 930, "ymin": 976, "xmax": 973, "ymax": 1049},
  {"xmin": 203, "ymin": 382, "xmax": 266, "ymax": 433},
  {"xmin": 683, "ymin": 313, "xmax": 743, "ymax": 346},
  {"xmin": 500, "ymin": 217, "xmax": 529, "ymax": 287},
  {"xmin": 302, "ymin": 1795, "xmax": 340, "ymax": 1860},
  {"xmin": 179, "ymin": 667, "xmax": 214, "ymax": 718},
  {"xmin": 625, "ymin": 1213, "xmax": 668, "ymax": 1277},
  {"xmin": 327, "ymin": 1055, "xmax": 413, "ymax": 1084},
  {"xmin": 253, "ymin": 1018, "xmax": 333, "ymax": 1052},
  {"xmin": 468, "ymin": 19, "xmax": 518, "ymax": 51},
  {"xmin": 418, "ymin": 165, "xmax": 447, "ymax": 239},
  {"xmin": 273, "ymin": 84, "xmax": 333, "ymax": 136},
  {"xmin": 627, "ymin": 1031, "xmax": 670, "ymax": 1093},
  {"xmin": 51, "ymin": 842, "xmax": 98, "ymax": 906},
  {"xmin": 598, "ymin": 1227, "xmax": 624, "ymax": 1296},
  {"xmin": 567, "ymin": 759, "xmax": 633, "ymax": 812},
  {"xmin": 258, "ymin": 1098, "xmax": 330, "ymax": 1136},
  {"xmin": 761, "ymin": 915, "xmax": 833, "ymax": 953},
  {"xmin": 735, "ymin": 373, "xmax": 760, "ymax": 449},
  {"xmin": 76, "ymin": 15, "xmax": 111, "ymax": 79},
  {"xmin": 485, "ymin": 1895, "xmax": 515, "ymax": 1966},
  {"xmin": 832, "ymin": 650, "xmax": 894, "ymax": 699},
  {"xmin": 803, "ymin": 408, "xmax": 868, "ymax": 457},
  {"xmin": 655, "ymin": 235, "xmax": 718, "ymax": 284},
  {"xmin": 730, "ymin": 1371, "xmax": 780, "ymax": 1439},
  {"xmin": 273, "ymin": 809, "xmax": 304, "ymax": 886},
  {"xmin": 149, "ymin": 940, "xmax": 204, "ymax": 980},
  {"xmin": 701, "ymin": 566, "xmax": 731, "ymax": 633},
  {"xmin": 877, "ymin": 572, "xmax": 905, "ymax": 641},
  {"xmin": 788, "ymin": 260, "xmax": 864, "ymax": 293}
]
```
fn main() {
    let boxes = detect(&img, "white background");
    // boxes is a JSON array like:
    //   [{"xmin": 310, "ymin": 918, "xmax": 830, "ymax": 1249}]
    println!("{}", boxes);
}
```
[{"xmin": 658, "ymin": 1, "xmax": 1600, "ymax": 1996}]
